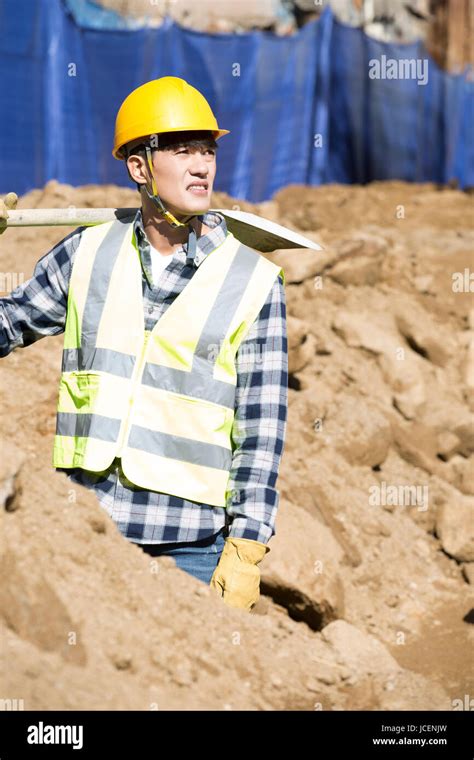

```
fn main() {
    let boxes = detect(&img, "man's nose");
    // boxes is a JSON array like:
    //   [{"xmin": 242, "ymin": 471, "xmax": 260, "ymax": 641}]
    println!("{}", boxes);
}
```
[{"xmin": 188, "ymin": 153, "xmax": 209, "ymax": 175}]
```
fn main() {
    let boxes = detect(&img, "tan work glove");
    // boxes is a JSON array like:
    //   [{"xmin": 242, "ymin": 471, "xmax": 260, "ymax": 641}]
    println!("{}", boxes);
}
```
[
  {"xmin": 210, "ymin": 536, "xmax": 270, "ymax": 612},
  {"xmin": 0, "ymin": 192, "xmax": 18, "ymax": 235}
]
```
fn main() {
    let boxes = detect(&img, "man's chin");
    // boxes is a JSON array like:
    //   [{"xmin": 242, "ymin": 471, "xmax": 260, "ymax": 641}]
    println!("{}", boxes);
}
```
[{"xmin": 177, "ymin": 201, "xmax": 211, "ymax": 217}]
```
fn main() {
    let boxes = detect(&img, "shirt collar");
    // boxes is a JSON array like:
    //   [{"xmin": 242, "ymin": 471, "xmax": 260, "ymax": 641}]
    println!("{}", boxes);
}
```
[{"xmin": 133, "ymin": 207, "xmax": 228, "ymax": 286}]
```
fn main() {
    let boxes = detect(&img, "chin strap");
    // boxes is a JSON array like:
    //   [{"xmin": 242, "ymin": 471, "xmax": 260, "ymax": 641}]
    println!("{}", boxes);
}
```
[{"xmin": 144, "ymin": 145, "xmax": 197, "ymax": 264}]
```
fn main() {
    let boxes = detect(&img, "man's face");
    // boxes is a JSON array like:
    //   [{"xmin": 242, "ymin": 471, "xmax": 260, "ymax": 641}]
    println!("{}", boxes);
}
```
[{"xmin": 149, "ymin": 141, "xmax": 217, "ymax": 216}]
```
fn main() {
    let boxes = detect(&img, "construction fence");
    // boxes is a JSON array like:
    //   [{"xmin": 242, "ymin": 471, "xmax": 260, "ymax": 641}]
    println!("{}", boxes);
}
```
[{"xmin": 0, "ymin": 0, "xmax": 472, "ymax": 200}]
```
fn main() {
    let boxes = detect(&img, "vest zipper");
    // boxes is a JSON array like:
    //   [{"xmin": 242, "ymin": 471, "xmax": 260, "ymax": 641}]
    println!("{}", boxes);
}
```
[{"xmin": 116, "ymin": 330, "xmax": 151, "ymax": 458}]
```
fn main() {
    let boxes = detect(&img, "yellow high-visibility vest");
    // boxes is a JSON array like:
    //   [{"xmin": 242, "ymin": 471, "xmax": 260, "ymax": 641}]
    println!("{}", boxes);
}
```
[{"xmin": 52, "ymin": 217, "xmax": 285, "ymax": 507}]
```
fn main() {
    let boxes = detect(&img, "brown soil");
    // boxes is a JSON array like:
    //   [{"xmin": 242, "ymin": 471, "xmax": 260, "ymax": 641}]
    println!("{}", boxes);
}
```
[{"xmin": 0, "ymin": 178, "xmax": 473, "ymax": 710}]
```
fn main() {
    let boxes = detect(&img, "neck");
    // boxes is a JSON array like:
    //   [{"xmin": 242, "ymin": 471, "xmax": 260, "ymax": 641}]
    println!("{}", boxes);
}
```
[{"xmin": 140, "ymin": 192, "xmax": 208, "ymax": 256}]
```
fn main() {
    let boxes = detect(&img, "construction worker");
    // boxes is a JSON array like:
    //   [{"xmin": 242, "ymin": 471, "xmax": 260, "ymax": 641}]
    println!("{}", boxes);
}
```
[{"xmin": 0, "ymin": 76, "xmax": 288, "ymax": 612}]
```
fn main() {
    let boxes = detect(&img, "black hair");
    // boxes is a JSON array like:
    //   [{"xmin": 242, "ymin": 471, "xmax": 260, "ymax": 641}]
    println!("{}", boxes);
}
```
[{"xmin": 123, "ymin": 130, "xmax": 219, "ymax": 192}]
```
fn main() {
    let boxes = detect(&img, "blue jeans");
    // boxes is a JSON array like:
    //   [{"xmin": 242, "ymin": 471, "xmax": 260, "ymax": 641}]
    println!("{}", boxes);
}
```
[{"xmin": 139, "ymin": 528, "xmax": 227, "ymax": 584}]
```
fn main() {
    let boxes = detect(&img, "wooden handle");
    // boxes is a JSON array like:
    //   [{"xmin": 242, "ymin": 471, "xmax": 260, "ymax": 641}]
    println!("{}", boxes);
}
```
[
  {"xmin": 3, "ymin": 207, "xmax": 323, "ymax": 251},
  {"xmin": 5, "ymin": 208, "xmax": 138, "ymax": 227}
]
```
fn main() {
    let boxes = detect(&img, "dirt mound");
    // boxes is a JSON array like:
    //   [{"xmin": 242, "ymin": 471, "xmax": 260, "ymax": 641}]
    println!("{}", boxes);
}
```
[{"xmin": 0, "ymin": 179, "xmax": 473, "ymax": 709}]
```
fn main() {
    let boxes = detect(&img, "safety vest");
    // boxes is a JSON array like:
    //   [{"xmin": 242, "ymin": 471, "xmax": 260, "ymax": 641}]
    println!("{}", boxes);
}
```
[{"xmin": 52, "ymin": 216, "xmax": 285, "ymax": 507}]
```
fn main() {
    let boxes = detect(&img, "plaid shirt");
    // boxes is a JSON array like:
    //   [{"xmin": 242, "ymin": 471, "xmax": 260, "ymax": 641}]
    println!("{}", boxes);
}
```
[{"xmin": 0, "ymin": 210, "xmax": 288, "ymax": 545}]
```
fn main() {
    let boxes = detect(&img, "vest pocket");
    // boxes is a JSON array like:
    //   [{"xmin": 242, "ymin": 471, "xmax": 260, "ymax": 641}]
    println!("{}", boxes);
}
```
[
  {"xmin": 162, "ymin": 393, "xmax": 229, "ymax": 436},
  {"xmin": 58, "ymin": 371, "xmax": 102, "ymax": 413}
]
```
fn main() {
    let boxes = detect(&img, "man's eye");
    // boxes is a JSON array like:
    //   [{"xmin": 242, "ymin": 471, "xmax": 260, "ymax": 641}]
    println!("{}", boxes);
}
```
[{"xmin": 175, "ymin": 148, "xmax": 215, "ymax": 155}]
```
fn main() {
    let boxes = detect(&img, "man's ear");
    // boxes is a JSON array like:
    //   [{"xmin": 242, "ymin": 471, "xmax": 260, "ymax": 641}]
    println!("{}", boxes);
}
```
[
  {"xmin": 126, "ymin": 153, "xmax": 148, "ymax": 187},
  {"xmin": 125, "ymin": 164, "xmax": 144, "ymax": 194}
]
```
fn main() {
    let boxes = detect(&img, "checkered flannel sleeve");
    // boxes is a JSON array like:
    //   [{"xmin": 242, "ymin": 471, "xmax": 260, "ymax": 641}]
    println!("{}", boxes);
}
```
[
  {"xmin": 0, "ymin": 229, "xmax": 83, "ymax": 356},
  {"xmin": 225, "ymin": 272, "xmax": 288, "ymax": 544}
]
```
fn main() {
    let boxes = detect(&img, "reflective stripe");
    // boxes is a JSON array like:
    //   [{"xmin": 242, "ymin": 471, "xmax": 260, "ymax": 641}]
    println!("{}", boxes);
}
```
[
  {"xmin": 63, "ymin": 218, "xmax": 137, "ymax": 375},
  {"xmin": 56, "ymin": 412, "xmax": 121, "ymax": 441},
  {"xmin": 194, "ymin": 243, "xmax": 258, "ymax": 365},
  {"xmin": 62, "ymin": 346, "xmax": 136, "ymax": 376},
  {"xmin": 140, "ymin": 363, "xmax": 236, "ymax": 407},
  {"xmin": 81, "ymin": 218, "xmax": 132, "ymax": 359},
  {"xmin": 127, "ymin": 424, "xmax": 232, "ymax": 471},
  {"xmin": 141, "ymin": 243, "xmax": 259, "ymax": 402}
]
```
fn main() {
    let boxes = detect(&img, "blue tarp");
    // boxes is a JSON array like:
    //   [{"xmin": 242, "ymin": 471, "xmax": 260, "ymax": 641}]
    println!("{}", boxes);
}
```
[{"xmin": 0, "ymin": 0, "xmax": 472, "ymax": 200}]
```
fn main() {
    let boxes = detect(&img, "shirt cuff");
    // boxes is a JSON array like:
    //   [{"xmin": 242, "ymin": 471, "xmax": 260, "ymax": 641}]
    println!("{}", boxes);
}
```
[{"xmin": 225, "ymin": 485, "xmax": 278, "ymax": 544}]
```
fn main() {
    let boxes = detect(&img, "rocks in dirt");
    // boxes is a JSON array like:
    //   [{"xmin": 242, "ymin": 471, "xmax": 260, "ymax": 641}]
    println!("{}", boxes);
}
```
[
  {"xmin": 313, "ymin": 325, "xmax": 337, "ymax": 355},
  {"xmin": 393, "ymin": 298, "xmax": 455, "ymax": 367},
  {"xmin": 332, "ymin": 310, "xmax": 398, "ymax": 354},
  {"xmin": 261, "ymin": 502, "xmax": 345, "ymax": 629},
  {"xmin": 330, "ymin": 300, "xmax": 467, "ymax": 422},
  {"xmin": 436, "ymin": 431, "xmax": 462, "ymax": 461},
  {"xmin": 307, "ymin": 480, "xmax": 364, "ymax": 568},
  {"xmin": 390, "ymin": 420, "xmax": 443, "ymax": 476},
  {"xmin": 444, "ymin": 455, "xmax": 474, "ymax": 495},
  {"xmin": 413, "ymin": 274, "xmax": 435, "ymax": 294},
  {"xmin": 288, "ymin": 314, "xmax": 307, "ymax": 347},
  {"xmin": 327, "ymin": 233, "xmax": 388, "ymax": 286},
  {"xmin": 435, "ymin": 497, "xmax": 474, "ymax": 562},
  {"xmin": 453, "ymin": 421, "xmax": 474, "ymax": 457},
  {"xmin": 274, "ymin": 185, "xmax": 324, "ymax": 231},
  {"xmin": 269, "ymin": 248, "xmax": 325, "ymax": 283},
  {"xmin": 319, "ymin": 393, "xmax": 392, "ymax": 468},
  {"xmin": 319, "ymin": 620, "xmax": 450, "ymax": 710},
  {"xmin": 290, "ymin": 337, "xmax": 316, "ymax": 375},
  {"xmin": 283, "ymin": 385, "xmax": 335, "ymax": 453},
  {"xmin": 422, "ymin": 398, "xmax": 474, "ymax": 457},
  {"xmin": 287, "ymin": 315, "xmax": 316, "ymax": 373},
  {"xmin": 461, "ymin": 563, "xmax": 474, "ymax": 584},
  {"xmin": 379, "ymin": 352, "xmax": 427, "ymax": 420},
  {"xmin": 329, "ymin": 255, "xmax": 381, "ymax": 287},
  {"xmin": 0, "ymin": 437, "xmax": 25, "ymax": 512},
  {"xmin": 255, "ymin": 200, "xmax": 279, "ymax": 222},
  {"xmin": 0, "ymin": 549, "xmax": 87, "ymax": 665},
  {"xmin": 321, "ymin": 619, "xmax": 400, "ymax": 673}
]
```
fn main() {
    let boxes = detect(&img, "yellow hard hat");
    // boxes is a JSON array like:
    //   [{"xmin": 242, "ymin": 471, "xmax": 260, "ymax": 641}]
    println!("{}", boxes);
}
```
[{"xmin": 113, "ymin": 76, "xmax": 230, "ymax": 159}]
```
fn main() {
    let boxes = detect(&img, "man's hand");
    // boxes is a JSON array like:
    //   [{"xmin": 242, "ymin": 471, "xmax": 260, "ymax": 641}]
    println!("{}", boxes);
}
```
[
  {"xmin": 210, "ymin": 536, "xmax": 270, "ymax": 611},
  {"xmin": 0, "ymin": 193, "xmax": 18, "ymax": 235}
]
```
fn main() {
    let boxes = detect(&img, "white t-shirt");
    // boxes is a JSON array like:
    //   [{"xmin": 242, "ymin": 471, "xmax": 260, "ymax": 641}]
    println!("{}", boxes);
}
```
[{"xmin": 149, "ymin": 244, "xmax": 175, "ymax": 285}]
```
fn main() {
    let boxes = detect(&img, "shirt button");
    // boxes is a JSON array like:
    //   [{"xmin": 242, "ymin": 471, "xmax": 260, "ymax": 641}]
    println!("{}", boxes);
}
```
[{"xmin": 148, "ymin": 306, "xmax": 154, "ymax": 313}]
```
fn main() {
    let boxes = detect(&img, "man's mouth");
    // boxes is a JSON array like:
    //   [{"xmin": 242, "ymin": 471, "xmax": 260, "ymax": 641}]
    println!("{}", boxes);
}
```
[{"xmin": 186, "ymin": 182, "xmax": 209, "ymax": 195}]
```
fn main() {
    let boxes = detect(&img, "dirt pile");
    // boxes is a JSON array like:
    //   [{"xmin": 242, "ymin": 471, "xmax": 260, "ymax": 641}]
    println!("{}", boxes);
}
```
[{"xmin": 0, "ymin": 179, "xmax": 472, "ymax": 710}]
